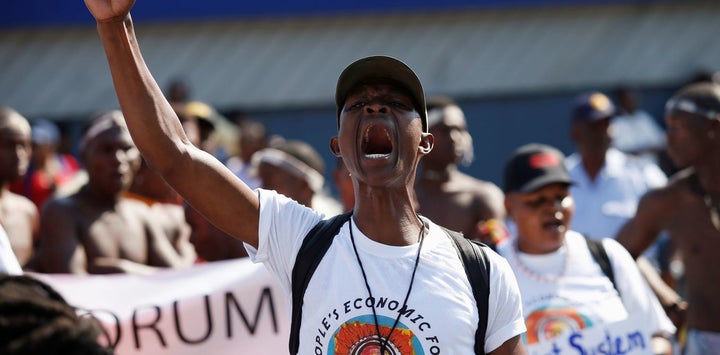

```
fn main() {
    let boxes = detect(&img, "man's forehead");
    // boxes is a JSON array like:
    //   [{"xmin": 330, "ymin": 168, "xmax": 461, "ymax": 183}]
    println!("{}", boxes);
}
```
[
  {"xmin": 84, "ymin": 126, "xmax": 133, "ymax": 147},
  {"xmin": 346, "ymin": 80, "xmax": 413, "ymax": 98},
  {"xmin": 665, "ymin": 110, "xmax": 707, "ymax": 123},
  {"xmin": 442, "ymin": 106, "xmax": 466, "ymax": 125},
  {"xmin": 0, "ymin": 118, "xmax": 30, "ymax": 134},
  {"xmin": 428, "ymin": 105, "xmax": 465, "ymax": 129},
  {"xmin": 0, "ymin": 125, "xmax": 30, "ymax": 136}
]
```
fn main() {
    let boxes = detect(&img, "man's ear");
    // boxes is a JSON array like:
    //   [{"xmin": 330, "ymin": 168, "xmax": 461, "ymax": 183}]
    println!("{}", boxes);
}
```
[
  {"xmin": 329, "ymin": 136, "xmax": 341, "ymax": 157},
  {"xmin": 418, "ymin": 132, "xmax": 434, "ymax": 155},
  {"xmin": 504, "ymin": 195, "xmax": 513, "ymax": 221}
]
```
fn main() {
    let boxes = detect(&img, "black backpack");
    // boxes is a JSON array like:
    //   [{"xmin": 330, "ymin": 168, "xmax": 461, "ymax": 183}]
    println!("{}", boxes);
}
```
[
  {"xmin": 584, "ymin": 236, "xmax": 618, "ymax": 296},
  {"xmin": 289, "ymin": 212, "xmax": 492, "ymax": 355}
]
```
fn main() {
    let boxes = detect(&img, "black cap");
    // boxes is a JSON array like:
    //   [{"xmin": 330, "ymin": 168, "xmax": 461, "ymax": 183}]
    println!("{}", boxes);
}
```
[
  {"xmin": 335, "ymin": 55, "xmax": 428, "ymax": 132},
  {"xmin": 571, "ymin": 91, "xmax": 616, "ymax": 122},
  {"xmin": 503, "ymin": 143, "xmax": 573, "ymax": 193}
]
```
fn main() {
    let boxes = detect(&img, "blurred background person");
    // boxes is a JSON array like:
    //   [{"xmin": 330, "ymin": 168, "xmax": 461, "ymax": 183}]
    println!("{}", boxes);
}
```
[
  {"xmin": 0, "ymin": 107, "xmax": 38, "ymax": 270},
  {"xmin": 10, "ymin": 118, "xmax": 81, "ymax": 211},
  {"xmin": 415, "ymin": 96, "xmax": 506, "ymax": 245},
  {"xmin": 166, "ymin": 77, "xmax": 191, "ymax": 106},
  {"xmin": 35, "ymin": 111, "xmax": 190, "ymax": 274},
  {"xmin": 499, "ymin": 143, "xmax": 675, "ymax": 354},
  {"xmin": 610, "ymin": 86, "xmax": 667, "ymax": 165},
  {"xmin": 566, "ymin": 91, "xmax": 667, "ymax": 240},
  {"xmin": 253, "ymin": 139, "xmax": 342, "ymax": 216},
  {"xmin": 184, "ymin": 203, "xmax": 248, "ymax": 262},
  {"xmin": 566, "ymin": 91, "xmax": 675, "ymax": 302},
  {"xmin": 225, "ymin": 118, "xmax": 268, "ymax": 190},
  {"xmin": 185, "ymin": 101, "xmax": 237, "ymax": 163},
  {"xmin": 124, "ymin": 158, "xmax": 196, "ymax": 266},
  {"xmin": 617, "ymin": 83, "xmax": 720, "ymax": 355}
]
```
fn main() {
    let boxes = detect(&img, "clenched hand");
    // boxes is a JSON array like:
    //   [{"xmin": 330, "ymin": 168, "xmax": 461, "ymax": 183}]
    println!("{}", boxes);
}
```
[{"xmin": 84, "ymin": 0, "xmax": 136, "ymax": 22}]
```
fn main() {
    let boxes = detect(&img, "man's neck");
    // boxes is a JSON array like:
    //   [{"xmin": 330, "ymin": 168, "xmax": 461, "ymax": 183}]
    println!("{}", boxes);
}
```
[
  {"xmin": 581, "ymin": 152, "xmax": 606, "ymax": 182},
  {"xmin": 420, "ymin": 165, "xmax": 457, "ymax": 182},
  {"xmin": 353, "ymin": 188, "xmax": 423, "ymax": 246},
  {"xmin": 695, "ymin": 157, "xmax": 720, "ymax": 193},
  {"xmin": 79, "ymin": 185, "xmax": 123, "ymax": 209}
]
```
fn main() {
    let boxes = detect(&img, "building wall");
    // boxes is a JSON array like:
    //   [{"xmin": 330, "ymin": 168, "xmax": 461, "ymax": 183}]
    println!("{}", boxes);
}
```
[{"xmin": 1, "ymin": 1, "xmax": 716, "ymax": 196}]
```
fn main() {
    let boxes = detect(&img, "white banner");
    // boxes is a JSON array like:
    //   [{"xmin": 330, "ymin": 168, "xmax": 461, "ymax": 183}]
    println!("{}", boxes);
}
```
[
  {"xmin": 526, "ymin": 315, "xmax": 653, "ymax": 355},
  {"xmin": 31, "ymin": 259, "xmax": 290, "ymax": 355}
]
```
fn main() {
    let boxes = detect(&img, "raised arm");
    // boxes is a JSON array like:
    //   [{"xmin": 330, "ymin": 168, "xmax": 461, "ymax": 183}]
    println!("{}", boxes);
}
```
[{"xmin": 84, "ymin": 0, "xmax": 259, "ymax": 247}]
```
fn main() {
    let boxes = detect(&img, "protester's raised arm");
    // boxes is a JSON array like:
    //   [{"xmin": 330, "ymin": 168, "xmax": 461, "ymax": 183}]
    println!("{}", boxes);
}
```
[{"xmin": 84, "ymin": 0, "xmax": 260, "ymax": 248}]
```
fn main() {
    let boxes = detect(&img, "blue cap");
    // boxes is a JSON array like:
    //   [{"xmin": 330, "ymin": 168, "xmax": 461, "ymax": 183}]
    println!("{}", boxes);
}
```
[
  {"xmin": 31, "ymin": 119, "xmax": 60, "ymax": 145},
  {"xmin": 571, "ymin": 92, "xmax": 616, "ymax": 122}
]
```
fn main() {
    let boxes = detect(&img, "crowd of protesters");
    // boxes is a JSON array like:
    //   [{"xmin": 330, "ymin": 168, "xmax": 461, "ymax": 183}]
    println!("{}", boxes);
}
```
[{"xmin": 2, "ymin": 7, "xmax": 720, "ymax": 352}]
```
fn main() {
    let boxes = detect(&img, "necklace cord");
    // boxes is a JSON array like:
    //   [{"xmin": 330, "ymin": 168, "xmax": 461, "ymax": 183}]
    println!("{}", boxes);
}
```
[
  {"xmin": 512, "ymin": 239, "xmax": 568, "ymax": 283},
  {"xmin": 349, "ymin": 215, "xmax": 426, "ymax": 354}
]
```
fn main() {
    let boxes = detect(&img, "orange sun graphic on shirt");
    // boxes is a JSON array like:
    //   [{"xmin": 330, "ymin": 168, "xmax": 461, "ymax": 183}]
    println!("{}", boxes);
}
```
[
  {"xmin": 525, "ymin": 307, "xmax": 593, "ymax": 344},
  {"xmin": 328, "ymin": 315, "xmax": 421, "ymax": 355}
]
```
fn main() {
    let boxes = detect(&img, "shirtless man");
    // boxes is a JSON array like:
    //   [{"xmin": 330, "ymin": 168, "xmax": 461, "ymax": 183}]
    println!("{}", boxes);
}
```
[
  {"xmin": 36, "ymin": 111, "xmax": 189, "ymax": 274},
  {"xmin": 415, "ymin": 96, "xmax": 506, "ymax": 244},
  {"xmin": 616, "ymin": 82, "xmax": 720, "ymax": 354},
  {"xmin": 125, "ymin": 158, "xmax": 196, "ymax": 265},
  {"xmin": 0, "ymin": 107, "xmax": 39, "ymax": 269}
]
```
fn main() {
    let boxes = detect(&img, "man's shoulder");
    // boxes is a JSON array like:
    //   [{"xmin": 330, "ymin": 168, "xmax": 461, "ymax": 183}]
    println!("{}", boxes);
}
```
[
  {"xmin": 633, "ymin": 171, "xmax": 689, "ymax": 210},
  {"xmin": 452, "ymin": 172, "xmax": 502, "ymax": 195},
  {"xmin": 2, "ymin": 191, "xmax": 37, "ymax": 214},
  {"xmin": 42, "ymin": 193, "xmax": 79, "ymax": 214}
]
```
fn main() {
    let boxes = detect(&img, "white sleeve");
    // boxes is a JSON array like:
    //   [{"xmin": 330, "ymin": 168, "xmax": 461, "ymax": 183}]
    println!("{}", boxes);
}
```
[
  {"xmin": 243, "ymin": 189, "xmax": 324, "ymax": 293},
  {"xmin": 0, "ymin": 225, "xmax": 22, "ymax": 275},
  {"xmin": 603, "ymin": 238, "xmax": 676, "ymax": 336},
  {"xmin": 485, "ymin": 249, "xmax": 527, "ymax": 353}
]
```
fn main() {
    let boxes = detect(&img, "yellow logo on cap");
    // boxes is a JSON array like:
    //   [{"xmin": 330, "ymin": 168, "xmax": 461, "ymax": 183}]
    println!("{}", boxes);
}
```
[{"xmin": 589, "ymin": 93, "xmax": 611, "ymax": 111}]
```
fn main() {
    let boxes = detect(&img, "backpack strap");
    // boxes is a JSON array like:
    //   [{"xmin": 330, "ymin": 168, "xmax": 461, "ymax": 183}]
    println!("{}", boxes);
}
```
[
  {"xmin": 289, "ymin": 214, "xmax": 490, "ymax": 354},
  {"xmin": 584, "ymin": 236, "xmax": 619, "ymax": 297},
  {"xmin": 444, "ymin": 227, "xmax": 491, "ymax": 355},
  {"xmin": 289, "ymin": 212, "xmax": 352, "ymax": 355}
]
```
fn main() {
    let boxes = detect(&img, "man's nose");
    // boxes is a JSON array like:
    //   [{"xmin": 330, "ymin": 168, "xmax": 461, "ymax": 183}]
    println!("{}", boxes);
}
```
[{"xmin": 365, "ymin": 101, "xmax": 388, "ymax": 114}]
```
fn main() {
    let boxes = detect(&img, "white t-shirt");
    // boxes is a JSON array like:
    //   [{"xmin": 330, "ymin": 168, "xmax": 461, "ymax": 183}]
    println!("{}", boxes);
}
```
[
  {"xmin": 496, "ymin": 231, "xmax": 674, "ymax": 348},
  {"xmin": 246, "ymin": 189, "xmax": 526, "ymax": 354},
  {"xmin": 0, "ymin": 224, "xmax": 22, "ymax": 275},
  {"xmin": 566, "ymin": 148, "xmax": 667, "ymax": 239}
]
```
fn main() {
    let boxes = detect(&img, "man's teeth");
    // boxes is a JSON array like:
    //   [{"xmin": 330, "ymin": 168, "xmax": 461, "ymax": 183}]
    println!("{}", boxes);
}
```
[{"xmin": 364, "ymin": 153, "xmax": 390, "ymax": 159}]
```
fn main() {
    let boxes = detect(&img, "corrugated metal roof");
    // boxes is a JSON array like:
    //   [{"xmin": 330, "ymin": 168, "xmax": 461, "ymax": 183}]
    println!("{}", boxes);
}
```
[{"xmin": 1, "ymin": 1, "xmax": 719, "ymax": 119}]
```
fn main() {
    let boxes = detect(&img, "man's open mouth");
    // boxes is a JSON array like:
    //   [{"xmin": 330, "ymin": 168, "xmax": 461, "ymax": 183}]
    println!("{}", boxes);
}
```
[{"xmin": 361, "ymin": 123, "xmax": 393, "ymax": 159}]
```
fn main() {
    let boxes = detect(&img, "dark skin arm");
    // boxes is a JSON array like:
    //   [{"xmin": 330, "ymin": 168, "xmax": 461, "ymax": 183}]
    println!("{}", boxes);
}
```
[
  {"xmin": 488, "ymin": 335, "xmax": 526, "ymax": 355},
  {"xmin": 615, "ymin": 191, "xmax": 667, "ymax": 259},
  {"xmin": 84, "ymin": 0, "xmax": 260, "ymax": 248},
  {"xmin": 616, "ymin": 191, "xmax": 686, "ymax": 328},
  {"xmin": 37, "ymin": 200, "xmax": 87, "ymax": 274}
]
